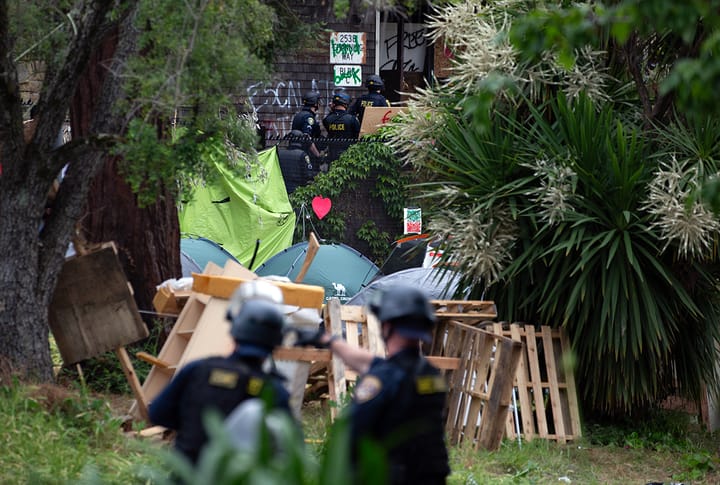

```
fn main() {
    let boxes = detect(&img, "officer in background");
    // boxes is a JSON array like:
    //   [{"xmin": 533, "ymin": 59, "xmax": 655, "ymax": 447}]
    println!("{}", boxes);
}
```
[
  {"xmin": 291, "ymin": 91, "xmax": 323, "ymax": 158},
  {"xmin": 149, "ymin": 281, "xmax": 292, "ymax": 466},
  {"xmin": 302, "ymin": 285, "xmax": 450, "ymax": 484},
  {"xmin": 277, "ymin": 130, "xmax": 315, "ymax": 194},
  {"xmin": 348, "ymin": 74, "xmax": 391, "ymax": 126},
  {"xmin": 322, "ymin": 92, "xmax": 360, "ymax": 164}
]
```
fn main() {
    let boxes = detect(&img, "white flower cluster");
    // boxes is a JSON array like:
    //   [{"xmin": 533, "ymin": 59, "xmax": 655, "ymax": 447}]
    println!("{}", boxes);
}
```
[
  {"xmin": 525, "ymin": 157, "xmax": 577, "ymax": 225},
  {"xmin": 428, "ymin": 204, "xmax": 517, "ymax": 287},
  {"xmin": 523, "ymin": 46, "xmax": 613, "ymax": 103},
  {"xmin": 643, "ymin": 155, "xmax": 720, "ymax": 259}
]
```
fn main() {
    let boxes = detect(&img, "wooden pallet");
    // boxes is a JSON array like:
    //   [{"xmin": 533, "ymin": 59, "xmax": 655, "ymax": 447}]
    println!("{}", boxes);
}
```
[
  {"xmin": 443, "ymin": 321, "xmax": 524, "ymax": 451},
  {"xmin": 491, "ymin": 323, "xmax": 582, "ymax": 443}
]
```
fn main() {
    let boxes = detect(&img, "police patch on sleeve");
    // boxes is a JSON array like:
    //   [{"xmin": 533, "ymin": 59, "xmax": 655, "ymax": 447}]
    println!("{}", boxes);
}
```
[
  {"xmin": 308, "ymin": 117, "xmax": 314, "ymax": 126},
  {"xmin": 208, "ymin": 369, "xmax": 239, "ymax": 389},
  {"xmin": 354, "ymin": 375, "xmax": 382, "ymax": 403}
]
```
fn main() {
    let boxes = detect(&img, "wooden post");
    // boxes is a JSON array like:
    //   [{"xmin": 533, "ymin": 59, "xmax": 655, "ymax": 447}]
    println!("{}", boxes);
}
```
[
  {"xmin": 294, "ymin": 232, "xmax": 320, "ymax": 283},
  {"xmin": 327, "ymin": 298, "xmax": 347, "ymax": 420},
  {"xmin": 115, "ymin": 347, "xmax": 150, "ymax": 423}
]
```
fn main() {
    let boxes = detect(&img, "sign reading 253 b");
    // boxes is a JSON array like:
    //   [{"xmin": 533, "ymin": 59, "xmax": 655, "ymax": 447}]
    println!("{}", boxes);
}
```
[
  {"xmin": 330, "ymin": 32, "xmax": 366, "ymax": 64},
  {"xmin": 333, "ymin": 65, "xmax": 362, "ymax": 87}
]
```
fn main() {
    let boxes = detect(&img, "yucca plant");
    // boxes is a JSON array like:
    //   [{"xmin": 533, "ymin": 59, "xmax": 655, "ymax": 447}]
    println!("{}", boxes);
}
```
[{"xmin": 407, "ymin": 90, "xmax": 720, "ymax": 414}]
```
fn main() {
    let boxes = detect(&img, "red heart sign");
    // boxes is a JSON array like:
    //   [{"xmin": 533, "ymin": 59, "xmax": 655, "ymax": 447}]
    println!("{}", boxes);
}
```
[{"xmin": 312, "ymin": 196, "xmax": 332, "ymax": 220}]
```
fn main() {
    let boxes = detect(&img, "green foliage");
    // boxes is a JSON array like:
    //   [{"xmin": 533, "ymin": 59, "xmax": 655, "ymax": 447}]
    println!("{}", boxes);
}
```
[
  {"xmin": 3, "ymin": 381, "xmax": 720, "ymax": 483},
  {"xmin": 290, "ymin": 138, "xmax": 410, "ymax": 261},
  {"xmin": 587, "ymin": 409, "xmax": 695, "ymax": 451},
  {"xmin": 0, "ymin": 380, "xmax": 161, "ymax": 484},
  {"xmin": 396, "ymin": 0, "xmax": 720, "ymax": 416},
  {"xmin": 113, "ymin": 0, "xmax": 312, "ymax": 204},
  {"xmin": 356, "ymin": 221, "xmax": 392, "ymax": 266},
  {"xmin": 401, "ymin": 90, "xmax": 720, "ymax": 413},
  {"xmin": 56, "ymin": 318, "xmax": 166, "ymax": 395},
  {"xmin": 509, "ymin": 0, "xmax": 720, "ymax": 118}
]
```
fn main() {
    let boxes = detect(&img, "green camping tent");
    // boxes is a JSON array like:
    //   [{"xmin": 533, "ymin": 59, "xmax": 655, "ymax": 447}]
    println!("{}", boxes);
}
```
[{"xmin": 179, "ymin": 147, "xmax": 296, "ymax": 268}]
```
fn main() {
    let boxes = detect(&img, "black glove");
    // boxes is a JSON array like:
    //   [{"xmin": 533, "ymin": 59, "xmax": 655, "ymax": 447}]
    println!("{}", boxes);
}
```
[{"xmin": 291, "ymin": 328, "xmax": 334, "ymax": 348}]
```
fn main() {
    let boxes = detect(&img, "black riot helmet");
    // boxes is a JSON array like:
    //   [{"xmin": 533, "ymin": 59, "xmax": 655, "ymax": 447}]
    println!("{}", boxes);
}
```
[
  {"xmin": 302, "ymin": 91, "xmax": 320, "ymax": 108},
  {"xmin": 331, "ymin": 92, "xmax": 351, "ymax": 107},
  {"xmin": 287, "ymin": 129, "xmax": 310, "ymax": 150},
  {"xmin": 227, "ymin": 299, "xmax": 285, "ymax": 352},
  {"xmin": 366, "ymin": 74, "xmax": 384, "ymax": 91},
  {"xmin": 368, "ymin": 285, "xmax": 436, "ymax": 342}
]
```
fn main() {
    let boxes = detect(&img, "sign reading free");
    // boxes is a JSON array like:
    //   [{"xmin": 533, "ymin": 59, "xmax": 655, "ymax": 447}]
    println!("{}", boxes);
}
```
[
  {"xmin": 330, "ymin": 32, "xmax": 366, "ymax": 64},
  {"xmin": 333, "ymin": 65, "xmax": 362, "ymax": 87}
]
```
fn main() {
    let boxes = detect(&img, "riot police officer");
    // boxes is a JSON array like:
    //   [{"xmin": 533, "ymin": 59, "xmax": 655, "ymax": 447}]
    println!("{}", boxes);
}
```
[
  {"xmin": 306, "ymin": 285, "xmax": 450, "ymax": 484},
  {"xmin": 322, "ymin": 92, "xmax": 360, "ymax": 164},
  {"xmin": 348, "ymin": 74, "xmax": 391, "ymax": 125},
  {"xmin": 291, "ymin": 91, "xmax": 323, "ymax": 158},
  {"xmin": 148, "ymin": 281, "xmax": 292, "ymax": 466},
  {"xmin": 277, "ymin": 130, "xmax": 314, "ymax": 193}
]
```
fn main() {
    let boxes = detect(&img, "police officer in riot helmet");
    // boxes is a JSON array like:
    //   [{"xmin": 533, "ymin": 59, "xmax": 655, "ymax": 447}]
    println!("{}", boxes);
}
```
[
  {"xmin": 291, "ymin": 91, "xmax": 323, "ymax": 158},
  {"xmin": 299, "ymin": 284, "xmax": 450, "ymax": 484},
  {"xmin": 348, "ymin": 74, "xmax": 391, "ymax": 125},
  {"xmin": 322, "ymin": 91, "xmax": 360, "ymax": 164},
  {"xmin": 148, "ymin": 280, "xmax": 292, "ymax": 466},
  {"xmin": 278, "ymin": 129, "xmax": 316, "ymax": 193}
]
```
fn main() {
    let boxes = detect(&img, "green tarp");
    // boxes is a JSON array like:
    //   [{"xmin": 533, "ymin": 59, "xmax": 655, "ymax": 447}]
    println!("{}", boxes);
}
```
[{"xmin": 179, "ymin": 147, "xmax": 296, "ymax": 269}]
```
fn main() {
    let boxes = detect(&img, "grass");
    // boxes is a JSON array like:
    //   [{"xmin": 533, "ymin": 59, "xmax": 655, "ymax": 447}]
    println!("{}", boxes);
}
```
[{"xmin": 2, "ymin": 378, "xmax": 719, "ymax": 484}]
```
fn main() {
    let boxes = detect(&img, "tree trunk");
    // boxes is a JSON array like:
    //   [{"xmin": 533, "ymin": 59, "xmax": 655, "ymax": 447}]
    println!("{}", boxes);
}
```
[
  {"xmin": 0, "ymin": 188, "xmax": 55, "ymax": 381},
  {"xmin": 0, "ymin": 1, "xmax": 141, "ymax": 381},
  {"xmin": 82, "ymin": 159, "xmax": 181, "ymax": 315},
  {"xmin": 71, "ymin": 31, "xmax": 181, "ymax": 318}
]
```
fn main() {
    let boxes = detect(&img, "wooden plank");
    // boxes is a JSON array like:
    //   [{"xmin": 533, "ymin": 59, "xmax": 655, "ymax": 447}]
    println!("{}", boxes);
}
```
[
  {"xmin": 344, "ymin": 320, "xmax": 361, "ymax": 383},
  {"xmin": 327, "ymin": 298, "xmax": 347, "ymax": 419},
  {"xmin": 136, "ymin": 351, "xmax": 171, "ymax": 369},
  {"xmin": 561, "ymin": 329, "xmax": 582, "ymax": 438},
  {"xmin": 511, "ymin": 324, "xmax": 536, "ymax": 440},
  {"xmin": 477, "ymin": 338, "xmax": 523, "ymax": 451},
  {"xmin": 294, "ymin": 232, "xmax": 320, "ymax": 283},
  {"xmin": 365, "ymin": 312, "xmax": 386, "ymax": 357},
  {"xmin": 426, "ymin": 356, "xmax": 460, "ymax": 370},
  {"xmin": 192, "ymin": 274, "xmax": 325, "ymax": 309},
  {"xmin": 525, "ymin": 326, "xmax": 549, "ymax": 438},
  {"xmin": 340, "ymin": 305, "xmax": 366, "ymax": 323},
  {"xmin": 116, "ymin": 347, "xmax": 149, "ymax": 423},
  {"xmin": 445, "ymin": 334, "xmax": 472, "ymax": 444},
  {"xmin": 542, "ymin": 326, "xmax": 566, "ymax": 443},
  {"xmin": 177, "ymin": 298, "xmax": 234, "ymax": 368},
  {"xmin": 273, "ymin": 347, "xmax": 331, "ymax": 362},
  {"xmin": 434, "ymin": 312, "xmax": 498, "ymax": 319}
]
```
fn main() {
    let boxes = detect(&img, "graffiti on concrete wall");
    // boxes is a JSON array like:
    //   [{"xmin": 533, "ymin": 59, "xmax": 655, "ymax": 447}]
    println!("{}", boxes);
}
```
[
  {"xmin": 246, "ymin": 78, "xmax": 340, "ymax": 139},
  {"xmin": 379, "ymin": 23, "xmax": 428, "ymax": 72}
]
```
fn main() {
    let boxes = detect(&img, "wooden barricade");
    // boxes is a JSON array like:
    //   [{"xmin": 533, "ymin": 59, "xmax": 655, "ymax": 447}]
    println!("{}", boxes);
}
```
[
  {"xmin": 430, "ymin": 300, "xmax": 497, "ymax": 356},
  {"xmin": 132, "ymin": 261, "xmax": 326, "ymax": 419},
  {"xmin": 324, "ymin": 299, "xmax": 386, "ymax": 419},
  {"xmin": 439, "ymin": 321, "xmax": 523, "ymax": 451},
  {"xmin": 492, "ymin": 323, "xmax": 582, "ymax": 443}
]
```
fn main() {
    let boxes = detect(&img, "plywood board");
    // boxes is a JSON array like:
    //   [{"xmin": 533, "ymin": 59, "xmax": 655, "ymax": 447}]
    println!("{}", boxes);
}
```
[{"xmin": 49, "ymin": 245, "xmax": 148, "ymax": 364}]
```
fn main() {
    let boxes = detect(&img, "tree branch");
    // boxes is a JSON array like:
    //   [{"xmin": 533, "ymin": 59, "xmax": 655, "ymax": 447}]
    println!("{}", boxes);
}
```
[{"xmin": 624, "ymin": 32, "xmax": 653, "ymax": 124}]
